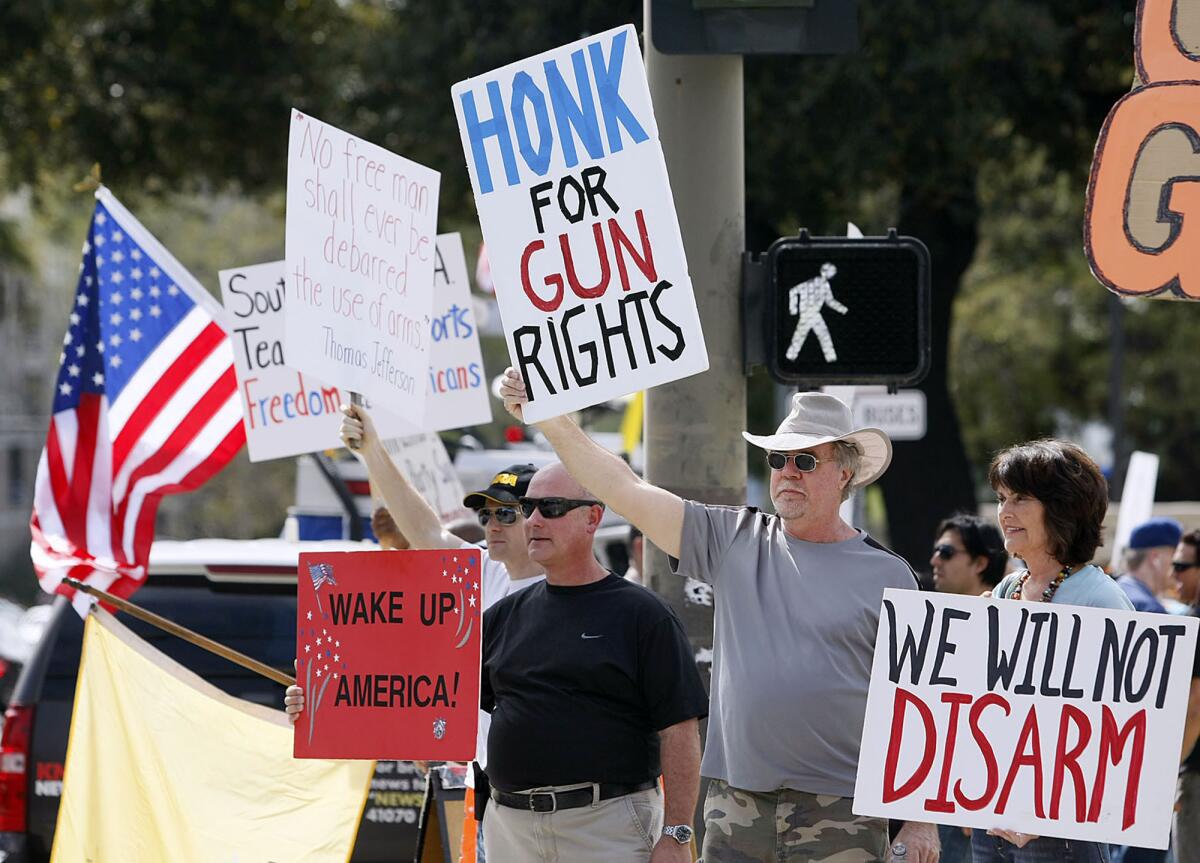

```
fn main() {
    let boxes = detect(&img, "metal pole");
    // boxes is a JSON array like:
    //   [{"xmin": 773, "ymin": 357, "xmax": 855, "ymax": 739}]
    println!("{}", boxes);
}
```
[{"xmin": 642, "ymin": 10, "xmax": 745, "ymax": 647}]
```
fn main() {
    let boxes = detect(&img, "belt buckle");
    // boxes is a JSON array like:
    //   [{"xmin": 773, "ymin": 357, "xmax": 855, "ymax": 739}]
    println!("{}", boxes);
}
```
[{"xmin": 529, "ymin": 791, "xmax": 556, "ymax": 813}]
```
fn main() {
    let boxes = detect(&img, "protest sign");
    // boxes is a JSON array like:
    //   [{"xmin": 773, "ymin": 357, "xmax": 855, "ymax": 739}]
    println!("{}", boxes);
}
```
[
  {"xmin": 295, "ymin": 550, "xmax": 481, "ymax": 761},
  {"xmin": 223, "ymin": 234, "xmax": 488, "ymax": 460},
  {"xmin": 422, "ymin": 232, "xmax": 492, "ymax": 431},
  {"xmin": 381, "ymin": 433, "xmax": 472, "ymax": 524},
  {"xmin": 853, "ymin": 590, "xmax": 1198, "ymax": 848},
  {"xmin": 285, "ymin": 110, "xmax": 441, "ymax": 419},
  {"xmin": 452, "ymin": 24, "xmax": 709, "ymax": 422}
]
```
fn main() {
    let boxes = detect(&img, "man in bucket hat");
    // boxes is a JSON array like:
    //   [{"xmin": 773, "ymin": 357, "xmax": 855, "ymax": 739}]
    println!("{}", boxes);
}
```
[{"xmin": 498, "ymin": 371, "xmax": 939, "ymax": 863}]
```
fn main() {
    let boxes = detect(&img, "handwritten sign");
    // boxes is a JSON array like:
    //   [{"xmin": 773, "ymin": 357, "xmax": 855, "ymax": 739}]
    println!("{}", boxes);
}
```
[
  {"xmin": 285, "ymin": 111, "xmax": 441, "ymax": 418},
  {"xmin": 853, "ymin": 590, "xmax": 1198, "ymax": 848},
  {"xmin": 451, "ymin": 24, "xmax": 709, "ymax": 422},
  {"xmin": 1085, "ymin": 0, "xmax": 1200, "ymax": 299},
  {"xmin": 295, "ymin": 550, "xmax": 481, "ymax": 761},
  {"xmin": 420, "ymin": 233, "xmax": 492, "ymax": 431}
]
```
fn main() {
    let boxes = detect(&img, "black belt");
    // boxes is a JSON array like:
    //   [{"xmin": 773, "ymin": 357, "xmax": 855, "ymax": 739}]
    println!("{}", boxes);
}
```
[{"xmin": 490, "ymin": 779, "xmax": 656, "ymax": 813}]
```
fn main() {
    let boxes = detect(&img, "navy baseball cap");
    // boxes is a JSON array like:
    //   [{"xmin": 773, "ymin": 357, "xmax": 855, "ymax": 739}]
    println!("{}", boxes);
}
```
[
  {"xmin": 1129, "ymin": 517, "xmax": 1184, "ymax": 550},
  {"xmin": 463, "ymin": 464, "xmax": 537, "ymax": 509}
]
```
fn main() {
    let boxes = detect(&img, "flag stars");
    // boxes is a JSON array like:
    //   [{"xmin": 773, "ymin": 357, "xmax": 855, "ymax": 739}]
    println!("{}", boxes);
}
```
[
  {"xmin": 110, "ymin": 250, "xmax": 125, "ymax": 264},
  {"xmin": 67, "ymin": 364, "xmax": 80, "ymax": 377},
  {"xmin": 110, "ymin": 312, "xmax": 123, "ymax": 326},
  {"xmin": 95, "ymin": 212, "xmax": 107, "ymax": 225},
  {"xmin": 96, "ymin": 340, "xmax": 105, "ymax": 353},
  {"xmin": 110, "ymin": 271, "xmax": 124, "ymax": 285},
  {"xmin": 306, "ymin": 611, "xmax": 313, "ymax": 620},
  {"xmin": 92, "ymin": 372, "xmax": 104, "ymax": 386},
  {"xmin": 110, "ymin": 355, "xmax": 122, "ymax": 368},
  {"xmin": 70, "ymin": 312, "xmax": 80, "ymax": 325},
  {"xmin": 94, "ymin": 233, "xmax": 106, "ymax": 247},
  {"xmin": 150, "ymin": 285, "xmax": 161, "ymax": 298},
  {"xmin": 316, "ymin": 637, "xmax": 322, "ymax": 646},
  {"xmin": 111, "ymin": 291, "xmax": 123, "ymax": 304},
  {"xmin": 77, "ymin": 292, "xmax": 90, "ymax": 307},
  {"xmin": 109, "ymin": 334, "xmax": 122, "ymax": 347},
  {"xmin": 333, "ymin": 654, "xmax": 340, "ymax": 662},
  {"xmin": 111, "ymin": 231, "xmax": 124, "ymax": 243},
  {"xmin": 130, "ymin": 328, "xmax": 142, "ymax": 343},
  {"xmin": 316, "ymin": 668, "xmax": 322, "ymax": 678},
  {"xmin": 149, "ymin": 267, "xmax": 160, "ymax": 278},
  {"xmin": 167, "ymin": 284, "xmax": 179, "ymax": 296},
  {"xmin": 468, "ymin": 595, "xmax": 477, "ymax": 608},
  {"xmin": 131, "ymin": 286, "xmax": 143, "ymax": 299},
  {"xmin": 335, "ymin": 640, "xmax": 340, "ymax": 648},
  {"xmin": 59, "ymin": 382, "xmax": 72, "ymax": 396},
  {"xmin": 95, "ymin": 255, "xmax": 105, "ymax": 268},
  {"xmin": 129, "ymin": 308, "xmax": 142, "ymax": 321},
  {"xmin": 131, "ymin": 249, "xmax": 141, "ymax": 260},
  {"xmin": 82, "ymin": 241, "xmax": 91, "ymax": 255},
  {"xmin": 75, "ymin": 345, "xmax": 85, "ymax": 358},
  {"xmin": 150, "ymin": 305, "xmax": 161, "ymax": 318},
  {"xmin": 63, "ymin": 331, "xmax": 73, "ymax": 346},
  {"xmin": 305, "ymin": 644, "xmax": 311, "ymax": 653}
]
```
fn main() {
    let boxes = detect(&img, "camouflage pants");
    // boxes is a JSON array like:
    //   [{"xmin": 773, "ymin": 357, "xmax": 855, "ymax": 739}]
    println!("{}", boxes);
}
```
[{"xmin": 700, "ymin": 779, "xmax": 889, "ymax": 863}]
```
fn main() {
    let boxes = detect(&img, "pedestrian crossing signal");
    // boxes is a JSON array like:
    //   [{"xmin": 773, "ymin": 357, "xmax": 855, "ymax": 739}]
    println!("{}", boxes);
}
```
[{"xmin": 751, "ymin": 231, "xmax": 931, "ymax": 387}]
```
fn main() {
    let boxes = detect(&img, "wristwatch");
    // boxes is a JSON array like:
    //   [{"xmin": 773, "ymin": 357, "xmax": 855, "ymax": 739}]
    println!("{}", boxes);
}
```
[{"xmin": 663, "ymin": 824, "xmax": 694, "ymax": 845}]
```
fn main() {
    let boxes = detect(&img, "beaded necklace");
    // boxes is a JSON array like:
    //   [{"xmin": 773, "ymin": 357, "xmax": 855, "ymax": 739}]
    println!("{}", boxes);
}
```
[{"xmin": 1011, "ymin": 565, "xmax": 1073, "ymax": 601}]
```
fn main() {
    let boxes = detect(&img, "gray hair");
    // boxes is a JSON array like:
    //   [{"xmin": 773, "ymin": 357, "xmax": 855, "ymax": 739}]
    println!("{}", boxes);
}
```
[
  {"xmin": 831, "ymin": 440, "xmax": 862, "ymax": 502},
  {"xmin": 1123, "ymin": 547, "xmax": 1149, "ymax": 572}
]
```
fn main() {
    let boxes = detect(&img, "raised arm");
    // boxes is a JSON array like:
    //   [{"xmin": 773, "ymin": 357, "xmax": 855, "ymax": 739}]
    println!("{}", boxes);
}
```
[
  {"xmin": 339, "ymin": 404, "xmax": 460, "ymax": 550},
  {"xmin": 498, "ymin": 369, "xmax": 685, "ymax": 557}
]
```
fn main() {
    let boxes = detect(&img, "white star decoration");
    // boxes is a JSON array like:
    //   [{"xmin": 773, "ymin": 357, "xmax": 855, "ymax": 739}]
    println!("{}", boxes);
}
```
[
  {"xmin": 92, "ymin": 372, "xmax": 104, "ymax": 386},
  {"xmin": 305, "ymin": 644, "xmax": 311, "ymax": 653},
  {"xmin": 306, "ymin": 611, "xmax": 312, "ymax": 620},
  {"xmin": 111, "ymin": 356, "xmax": 122, "ymax": 368},
  {"xmin": 130, "ymin": 329, "xmax": 142, "ymax": 342},
  {"xmin": 59, "ymin": 382, "xmax": 71, "ymax": 396},
  {"xmin": 469, "ymin": 595, "xmax": 477, "ymax": 607},
  {"xmin": 67, "ymin": 364, "xmax": 80, "ymax": 377}
]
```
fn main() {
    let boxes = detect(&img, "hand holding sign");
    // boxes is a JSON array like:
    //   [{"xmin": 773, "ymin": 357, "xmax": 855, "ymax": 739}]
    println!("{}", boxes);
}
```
[{"xmin": 498, "ymin": 367, "xmax": 528, "ymax": 424}]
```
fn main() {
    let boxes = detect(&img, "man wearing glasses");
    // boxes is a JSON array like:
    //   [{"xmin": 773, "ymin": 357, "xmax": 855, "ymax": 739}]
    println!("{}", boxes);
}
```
[
  {"xmin": 498, "ymin": 371, "xmax": 938, "ymax": 863},
  {"xmin": 287, "ymin": 404, "xmax": 546, "ymax": 863},
  {"xmin": 478, "ymin": 462, "xmax": 708, "ymax": 863}
]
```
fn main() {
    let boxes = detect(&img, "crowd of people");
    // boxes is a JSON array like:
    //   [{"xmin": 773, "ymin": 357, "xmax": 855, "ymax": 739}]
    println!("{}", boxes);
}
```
[{"xmin": 281, "ymin": 374, "xmax": 1200, "ymax": 863}]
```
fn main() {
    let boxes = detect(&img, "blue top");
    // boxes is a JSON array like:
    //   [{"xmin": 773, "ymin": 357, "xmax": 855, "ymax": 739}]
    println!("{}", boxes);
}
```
[
  {"xmin": 995, "ymin": 563, "xmax": 1133, "ymax": 611},
  {"xmin": 1116, "ymin": 573, "xmax": 1167, "ymax": 613}
]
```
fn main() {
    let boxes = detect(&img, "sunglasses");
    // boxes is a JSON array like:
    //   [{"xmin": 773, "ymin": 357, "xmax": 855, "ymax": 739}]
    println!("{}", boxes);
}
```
[
  {"xmin": 477, "ymin": 506, "xmax": 518, "ymax": 527},
  {"xmin": 518, "ymin": 497, "xmax": 601, "ymax": 519},
  {"xmin": 766, "ymin": 451, "xmax": 823, "ymax": 472},
  {"xmin": 933, "ymin": 544, "xmax": 960, "ymax": 561},
  {"xmin": 1172, "ymin": 560, "xmax": 1199, "ymax": 573}
]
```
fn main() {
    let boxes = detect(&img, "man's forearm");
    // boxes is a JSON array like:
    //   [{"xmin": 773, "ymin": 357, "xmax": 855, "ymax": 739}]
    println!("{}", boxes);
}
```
[
  {"xmin": 360, "ymin": 441, "xmax": 455, "ymax": 549},
  {"xmin": 658, "ymin": 719, "xmax": 701, "ymax": 825},
  {"xmin": 536, "ymin": 415, "xmax": 684, "ymax": 557}
]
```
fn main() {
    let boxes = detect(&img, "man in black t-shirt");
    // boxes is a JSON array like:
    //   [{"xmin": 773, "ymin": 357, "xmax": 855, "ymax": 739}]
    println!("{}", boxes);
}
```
[{"xmin": 480, "ymin": 463, "xmax": 707, "ymax": 863}]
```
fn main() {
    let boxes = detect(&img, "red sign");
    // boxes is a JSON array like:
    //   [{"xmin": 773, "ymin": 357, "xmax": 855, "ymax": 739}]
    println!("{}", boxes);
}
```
[{"xmin": 294, "ymin": 549, "xmax": 481, "ymax": 760}]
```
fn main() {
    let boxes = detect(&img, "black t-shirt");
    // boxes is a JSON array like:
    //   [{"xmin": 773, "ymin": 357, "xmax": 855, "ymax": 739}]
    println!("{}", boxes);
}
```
[{"xmin": 481, "ymin": 573, "xmax": 708, "ymax": 792}]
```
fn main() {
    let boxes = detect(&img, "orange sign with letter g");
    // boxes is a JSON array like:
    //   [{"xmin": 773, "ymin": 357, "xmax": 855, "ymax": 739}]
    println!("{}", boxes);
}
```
[{"xmin": 1085, "ymin": 0, "xmax": 1200, "ymax": 299}]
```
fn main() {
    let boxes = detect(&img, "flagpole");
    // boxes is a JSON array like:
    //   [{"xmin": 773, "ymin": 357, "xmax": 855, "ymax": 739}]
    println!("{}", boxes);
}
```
[{"xmin": 62, "ymin": 577, "xmax": 296, "ymax": 687}]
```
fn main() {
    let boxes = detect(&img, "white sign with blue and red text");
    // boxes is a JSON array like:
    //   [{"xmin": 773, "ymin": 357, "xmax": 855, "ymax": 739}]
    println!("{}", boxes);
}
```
[{"xmin": 452, "ymin": 24, "xmax": 708, "ymax": 422}]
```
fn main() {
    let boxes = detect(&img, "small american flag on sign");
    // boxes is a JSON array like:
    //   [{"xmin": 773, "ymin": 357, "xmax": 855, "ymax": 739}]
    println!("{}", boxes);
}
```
[{"xmin": 308, "ymin": 562, "xmax": 337, "ymax": 591}]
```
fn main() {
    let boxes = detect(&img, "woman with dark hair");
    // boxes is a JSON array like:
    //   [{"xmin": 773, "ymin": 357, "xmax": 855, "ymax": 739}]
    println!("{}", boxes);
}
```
[{"xmin": 972, "ymin": 439, "xmax": 1132, "ymax": 863}]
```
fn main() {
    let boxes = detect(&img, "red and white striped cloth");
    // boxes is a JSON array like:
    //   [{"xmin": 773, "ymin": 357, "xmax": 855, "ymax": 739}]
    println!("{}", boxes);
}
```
[{"xmin": 31, "ymin": 188, "xmax": 245, "ymax": 615}]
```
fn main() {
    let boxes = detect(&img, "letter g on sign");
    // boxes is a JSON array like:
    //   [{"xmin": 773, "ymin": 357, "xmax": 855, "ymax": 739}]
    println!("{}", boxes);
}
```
[{"xmin": 1085, "ymin": 0, "xmax": 1200, "ymax": 299}]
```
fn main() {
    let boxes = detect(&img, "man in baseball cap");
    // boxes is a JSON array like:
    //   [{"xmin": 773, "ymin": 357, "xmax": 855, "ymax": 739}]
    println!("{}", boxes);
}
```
[
  {"xmin": 1118, "ymin": 517, "xmax": 1185, "ymax": 614},
  {"xmin": 498, "ymin": 373, "xmax": 939, "ymax": 863}
]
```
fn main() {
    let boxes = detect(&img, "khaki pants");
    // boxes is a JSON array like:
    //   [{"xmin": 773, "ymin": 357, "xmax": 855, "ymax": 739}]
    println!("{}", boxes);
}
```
[{"xmin": 483, "ymin": 783, "xmax": 663, "ymax": 863}]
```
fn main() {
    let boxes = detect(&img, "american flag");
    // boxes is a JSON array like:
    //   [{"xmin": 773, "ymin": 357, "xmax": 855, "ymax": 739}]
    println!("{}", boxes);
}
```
[
  {"xmin": 308, "ymin": 562, "xmax": 337, "ymax": 591},
  {"xmin": 30, "ymin": 189, "xmax": 245, "ymax": 615}
]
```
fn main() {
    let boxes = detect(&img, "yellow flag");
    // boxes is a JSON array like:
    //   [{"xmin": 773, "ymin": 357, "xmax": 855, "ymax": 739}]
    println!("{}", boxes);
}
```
[{"xmin": 51, "ymin": 609, "xmax": 373, "ymax": 863}]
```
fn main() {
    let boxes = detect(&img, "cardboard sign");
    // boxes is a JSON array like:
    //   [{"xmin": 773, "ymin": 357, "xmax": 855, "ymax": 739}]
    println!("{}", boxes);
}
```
[
  {"xmin": 1085, "ymin": 0, "xmax": 1200, "ymax": 299},
  {"xmin": 381, "ymin": 434, "xmax": 473, "ymax": 524},
  {"xmin": 295, "ymin": 550, "xmax": 481, "ymax": 761},
  {"xmin": 853, "ymin": 590, "xmax": 1198, "ymax": 848},
  {"xmin": 285, "ymin": 110, "xmax": 441, "ymax": 417},
  {"xmin": 452, "ymin": 24, "xmax": 709, "ymax": 421}
]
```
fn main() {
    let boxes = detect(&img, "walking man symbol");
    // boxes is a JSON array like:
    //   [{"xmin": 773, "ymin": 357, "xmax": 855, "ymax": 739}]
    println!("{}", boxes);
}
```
[{"xmin": 786, "ymin": 262, "xmax": 848, "ymax": 363}]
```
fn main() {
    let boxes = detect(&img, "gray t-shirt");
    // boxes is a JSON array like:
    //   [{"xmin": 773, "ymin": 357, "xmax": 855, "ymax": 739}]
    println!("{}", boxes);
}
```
[{"xmin": 672, "ymin": 501, "xmax": 919, "ymax": 797}]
